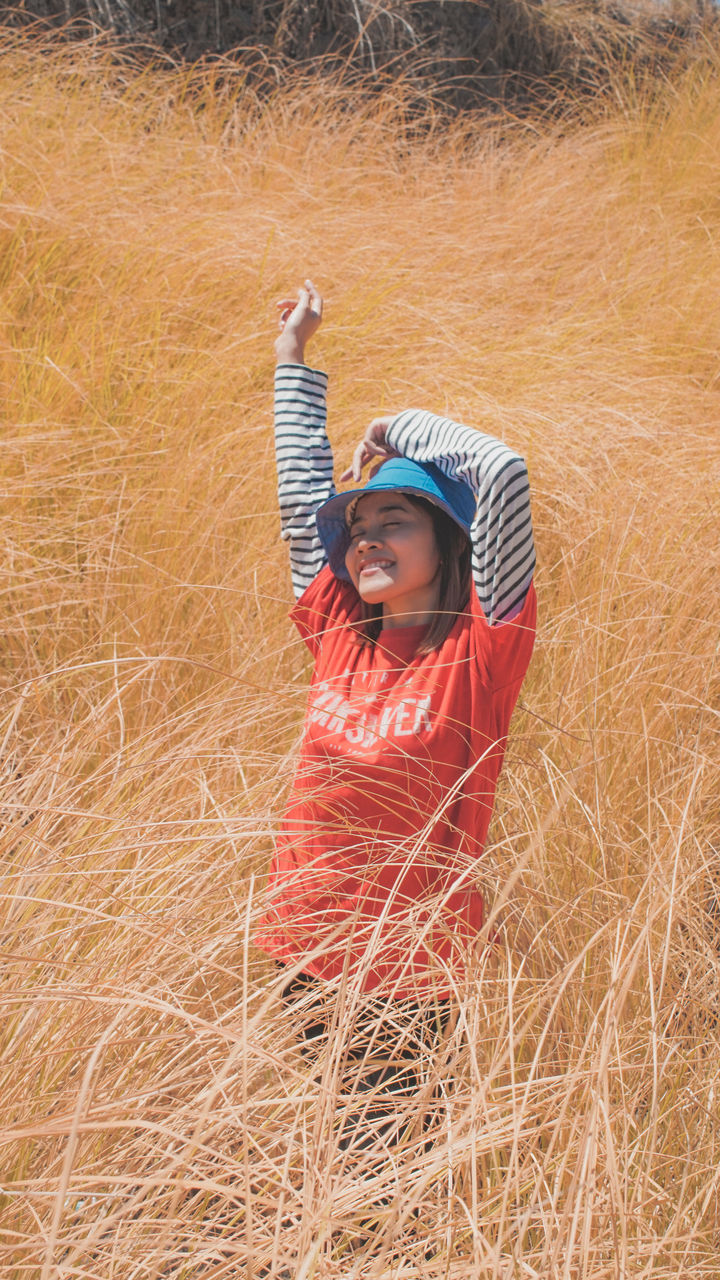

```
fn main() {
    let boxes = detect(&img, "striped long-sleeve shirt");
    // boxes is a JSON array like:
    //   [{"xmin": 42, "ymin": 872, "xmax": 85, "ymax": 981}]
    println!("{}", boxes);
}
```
[{"xmin": 274, "ymin": 363, "xmax": 535, "ymax": 624}]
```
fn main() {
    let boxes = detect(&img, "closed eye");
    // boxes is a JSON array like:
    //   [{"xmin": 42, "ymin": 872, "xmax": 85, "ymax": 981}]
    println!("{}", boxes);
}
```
[{"xmin": 349, "ymin": 519, "xmax": 402, "ymax": 540}]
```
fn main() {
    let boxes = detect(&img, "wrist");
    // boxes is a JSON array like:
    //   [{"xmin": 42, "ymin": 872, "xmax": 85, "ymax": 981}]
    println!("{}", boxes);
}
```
[{"xmin": 275, "ymin": 338, "xmax": 306, "ymax": 366}]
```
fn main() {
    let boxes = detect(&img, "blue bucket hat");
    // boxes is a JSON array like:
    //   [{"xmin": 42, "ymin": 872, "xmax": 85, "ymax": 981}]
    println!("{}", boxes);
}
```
[{"xmin": 315, "ymin": 457, "xmax": 476, "ymax": 581}]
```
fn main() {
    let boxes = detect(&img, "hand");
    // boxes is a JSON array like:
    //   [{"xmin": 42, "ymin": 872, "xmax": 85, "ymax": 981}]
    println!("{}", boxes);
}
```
[
  {"xmin": 339, "ymin": 416, "xmax": 401, "ymax": 483},
  {"xmin": 275, "ymin": 279, "xmax": 323, "ymax": 364}
]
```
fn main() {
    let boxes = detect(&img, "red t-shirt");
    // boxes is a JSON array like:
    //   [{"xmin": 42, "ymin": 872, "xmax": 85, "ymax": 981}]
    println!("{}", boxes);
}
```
[{"xmin": 256, "ymin": 566, "xmax": 536, "ymax": 997}]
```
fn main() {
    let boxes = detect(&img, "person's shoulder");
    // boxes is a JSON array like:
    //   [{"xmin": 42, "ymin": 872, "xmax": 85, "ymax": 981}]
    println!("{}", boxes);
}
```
[
  {"xmin": 487, "ymin": 581, "xmax": 537, "ymax": 691},
  {"xmin": 460, "ymin": 581, "xmax": 536, "ymax": 685},
  {"xmin": 290, "ymin": 566, "xmax": 360, "ymax": 656}
]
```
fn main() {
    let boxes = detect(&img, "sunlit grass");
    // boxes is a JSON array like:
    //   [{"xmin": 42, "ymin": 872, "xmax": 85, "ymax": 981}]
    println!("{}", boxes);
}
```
[{"xmin": 0, "ymin": 28, "xmax": 718, "ymax": 1279}]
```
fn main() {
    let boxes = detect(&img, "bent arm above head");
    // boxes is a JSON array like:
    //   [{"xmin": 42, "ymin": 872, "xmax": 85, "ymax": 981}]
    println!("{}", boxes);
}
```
[
  {"xmin": 274, "ymin": 363, "xmax": 335, "ymax": 599},
  {"xmin": 385, "ymin": 409, "xmax": 536, "ymax": 625}
]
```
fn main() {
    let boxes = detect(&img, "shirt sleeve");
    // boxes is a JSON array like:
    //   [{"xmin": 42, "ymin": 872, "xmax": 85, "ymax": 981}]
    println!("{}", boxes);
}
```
[
  {"xmin": 385, "ymin": 408, "xmax": 536, "ymax": 625},
  {"xmin": 290, "ymin": 563, "xmax": 361, "ymax": 658},
  {"xmin": 274, "ymin": 363, "xmax": 335, "ymax": 599}
]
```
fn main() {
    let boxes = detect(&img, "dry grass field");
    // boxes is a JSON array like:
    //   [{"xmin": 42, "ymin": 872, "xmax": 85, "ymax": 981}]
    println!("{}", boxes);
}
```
[{"xmin": 0, "ymin": 30, "xmax": 718, "ymax": 1279}]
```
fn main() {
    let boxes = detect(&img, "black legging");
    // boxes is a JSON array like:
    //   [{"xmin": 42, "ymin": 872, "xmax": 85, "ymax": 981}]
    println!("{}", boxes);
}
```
[{"xmin": 277, "ymin": 965, "xmax": 450, "ymax": 1157}]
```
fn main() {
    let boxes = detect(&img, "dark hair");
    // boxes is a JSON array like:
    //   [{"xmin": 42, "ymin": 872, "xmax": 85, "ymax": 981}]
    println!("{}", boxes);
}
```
[{"xmin": 352, "ymin": 494, "xmax": 472, "ymax": 655}]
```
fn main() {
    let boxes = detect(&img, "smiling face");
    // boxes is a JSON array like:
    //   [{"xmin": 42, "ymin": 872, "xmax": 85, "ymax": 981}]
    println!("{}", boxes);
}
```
[{"xmin": 343, "ymin": 491, "xmax": 442, "ymax": 628}]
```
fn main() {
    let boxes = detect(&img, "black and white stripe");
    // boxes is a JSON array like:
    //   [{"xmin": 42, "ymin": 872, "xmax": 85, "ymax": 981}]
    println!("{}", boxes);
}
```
[
  {"xmin": 274, "ymin": 369, "xmax": 536, "ymax": 622},
  {"xmin": 274, "ymin": 363, "xmax": 334, "ymax": 598},
  {"xmin": 386, "ymin": 409, "xmax": 535, "ymax": 624}
]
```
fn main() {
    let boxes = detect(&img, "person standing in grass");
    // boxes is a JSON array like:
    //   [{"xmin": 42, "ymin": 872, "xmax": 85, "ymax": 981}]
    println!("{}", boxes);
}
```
[{"xmin": 256, "ymin": 279, "xmax": 536, "ymax": 1162}]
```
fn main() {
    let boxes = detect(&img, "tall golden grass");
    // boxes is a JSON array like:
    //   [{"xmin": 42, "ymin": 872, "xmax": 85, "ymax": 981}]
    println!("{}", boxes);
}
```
[{"xmin": 0, "ymin": 30, "xmax": 718, "ymax": 1278}]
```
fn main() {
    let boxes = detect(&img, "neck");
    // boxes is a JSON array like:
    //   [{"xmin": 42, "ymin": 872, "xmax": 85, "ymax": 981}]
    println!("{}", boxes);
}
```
[
  {"xmin": 381, "ymin": 588, "xmax": 440, "ymax": 630},
  {"xmin": 381, "ymin": 611, "xmax": 433, "ymax": 630}
]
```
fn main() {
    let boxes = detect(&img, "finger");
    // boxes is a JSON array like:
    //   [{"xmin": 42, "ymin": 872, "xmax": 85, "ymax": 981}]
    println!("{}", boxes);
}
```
[
  {"xmin": 275, "ymin": 299, "xmax": 296, "ymax": 325},
  {"xmin": 351, "ymin": 442, "xmax": 364, "ymax": 481},
  {"xmin": 275, "ymin": 293, "xmax": 303, "ymax": 328},
  {"xmin": 353, "ymin": 440, "xmax": 372, "ymax": 481},
  {"xmin": 338, "ymin": 448, "xmax": 362, "ymax": 484},
  {"xmin": 339, "ymin": 442, "xmax": 367, "ymax": 484},
  {"xmin": 305, "ymin": 279, "xmax": 323, "ymax": 317}
]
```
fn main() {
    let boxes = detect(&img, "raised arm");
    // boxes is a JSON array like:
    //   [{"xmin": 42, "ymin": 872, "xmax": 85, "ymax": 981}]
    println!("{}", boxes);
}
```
[
  {"xmin": 274, "ymin": 282, "xmax": 335, "ymax": 598},
  {"xmin": 344, "ymin": 409, "xmax": 535, "ymax": 625},
  {"xmin": 388, "ymin": 410, "xmax": 534, "ymax": 623}
]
